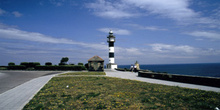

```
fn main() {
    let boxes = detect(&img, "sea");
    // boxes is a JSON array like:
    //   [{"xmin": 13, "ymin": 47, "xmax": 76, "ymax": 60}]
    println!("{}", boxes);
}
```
[{"xmin": 118, "ymin": 63, "xmax": 220, "ymax": 78}]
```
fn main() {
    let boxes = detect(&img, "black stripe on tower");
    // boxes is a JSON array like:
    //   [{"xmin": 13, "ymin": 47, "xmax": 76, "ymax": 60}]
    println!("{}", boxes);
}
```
[
  {"xmin": 109, "ymin": 42, "xmax": 114, "ymax": 47},
  {"xmin": 109, "ymin": 53, "xmax": 114, "ymax": 58}
]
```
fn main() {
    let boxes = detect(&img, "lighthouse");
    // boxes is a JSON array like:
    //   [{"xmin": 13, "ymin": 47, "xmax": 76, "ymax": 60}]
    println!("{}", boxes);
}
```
[{"xmin": 107, "ymin": 30, "xmax": 117, "ymax": 69}]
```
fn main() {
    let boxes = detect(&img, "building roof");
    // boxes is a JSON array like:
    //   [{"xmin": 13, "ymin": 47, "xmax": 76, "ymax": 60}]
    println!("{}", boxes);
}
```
[{"xmin": 88, "ymin": 55, "xmax": 104, "ymax": 61}]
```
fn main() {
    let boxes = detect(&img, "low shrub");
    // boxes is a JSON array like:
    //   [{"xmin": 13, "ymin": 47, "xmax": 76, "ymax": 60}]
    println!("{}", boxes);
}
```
[
  {"xmin": 81, "ymin": 66, "xmax": 86, "ymax": 70},
  {"xmin": 0, "ymin": 66, "xmax": 7, "ymax": 70},
  {"xmin": 29, "ymin": 62, "xmax": 40, "ymax": 67},
  {"xmin": 78, "ymin": 63, "xmax": 83, "ymax": 66},
  {"xmin": 35, "ymin": 65, "xmax": 85, "ymax": 71},
  {"xmin": 84, "ymin": 63, "xmax": 88, "ymax": 69},
  {"xmin": 7, "ymin": 65, "xmax": 26, "ymax": 70},
  {"xmin": 45, "ymin": 62, "xmax": 52, "ymax": 66},
  {"xmin": 20, "ymin": 62, "xmax": 29, "ymax": 67},
  {"xmin": 8, "ymin": 62, "xmax": 15, "ymax": 66},
  {"xmin": 20, "ymin": 62, "xmax": 40, "ymax": 68}
]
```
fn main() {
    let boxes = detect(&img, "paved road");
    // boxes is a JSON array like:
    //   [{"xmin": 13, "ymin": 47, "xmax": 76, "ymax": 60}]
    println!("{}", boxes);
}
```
[{"xmin": 0, "ymin": 71, "xmax": 63, "ymax": 94}]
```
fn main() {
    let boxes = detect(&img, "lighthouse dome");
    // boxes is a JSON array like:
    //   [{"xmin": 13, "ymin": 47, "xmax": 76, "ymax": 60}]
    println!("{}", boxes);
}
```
[{"xmin": 109, "ymin": 30, "xmax": 113, "ymax": 34}]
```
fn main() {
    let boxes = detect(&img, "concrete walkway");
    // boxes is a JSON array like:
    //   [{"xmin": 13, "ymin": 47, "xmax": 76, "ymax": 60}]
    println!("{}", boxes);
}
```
[
  {"xmin": 0, "ymin": 74, "xmax": 59, "ymax": 110},
  {"xmin": 105, "ymin": 69, "xmax": 220, "ymax": 92}
]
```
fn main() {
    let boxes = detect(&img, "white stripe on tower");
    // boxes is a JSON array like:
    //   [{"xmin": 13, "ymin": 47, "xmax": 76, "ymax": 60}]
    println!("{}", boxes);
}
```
[
  {"xmin": 109, "ymin": 47, "xmax": 115, "ymax": 63},
  {"xmin": 109, "ymin": 47, "xmax": 114, "ymax": 53},
  {"xmin": 109, "ymin": 58, "xmax": 115, "ymax": 63}
]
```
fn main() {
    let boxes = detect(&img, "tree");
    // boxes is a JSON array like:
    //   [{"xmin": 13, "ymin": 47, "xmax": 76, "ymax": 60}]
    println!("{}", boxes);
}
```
[
  {"xmin": 59, "ymin": 57, "xmax": 69, "ymax": 65},
  {"xmin": 8, "ymin": 62, "xmax": 15, "ymax": 66},
  {"xmin": 78, "ymin": 63, "xmax": 83, "ymax": 66},
  {"xmin": 61, "ymin": 57, "xmax": 69, "ymax": 63},
  {"xmin": 45, "ymin": 62, "xmax": 52, "ymax": 66}
]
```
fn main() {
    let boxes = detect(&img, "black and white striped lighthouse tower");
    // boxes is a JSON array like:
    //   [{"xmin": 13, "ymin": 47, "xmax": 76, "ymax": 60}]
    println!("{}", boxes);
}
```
[{"xmin": 107, "ymin": 30, "xmax": 117, "ymax": 69}]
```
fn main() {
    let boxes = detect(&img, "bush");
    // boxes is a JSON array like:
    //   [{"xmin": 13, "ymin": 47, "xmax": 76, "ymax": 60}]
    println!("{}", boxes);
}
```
[
  {"xmin": 29, "ymin": 62, "xmax": 40, "ymax": 68},
  {"xmin": 20, "ymin": 62, "xmax": 29, "ymax": 67},
  {"xmin": 45, "ymin": 62, "xmax": 52, "ymax": 66},
  {"xmin": 35, "ymin": 65, "xmax": 84, "ymax": 71},
  {"xmin": 20, "ymin": 62, "xmax": 40, "ymax": 68},
  {"xmin": 7, "ymin": 65, "xmax": 26, "ymax": 70},
  {"xmin": 84, "ymin": 63, "xmax": 88, "ymax": 69},
  {"xmin": 8, "ymin": 62, "xmax": 15, "ymax": 66},
  {"xmin": 0, "ymin": 66, "xmax": 7, "ymax": 70},
  {"xmin": 81, "ymin": 65, "xmax": 86, "ymax": 70},
  {"xmin": 59, "ymin": 62, "xmax": 66, "ymax": 66},
  {"xmin": 78, "ymin": 63, "xmax": 83, "ymax": 66}
]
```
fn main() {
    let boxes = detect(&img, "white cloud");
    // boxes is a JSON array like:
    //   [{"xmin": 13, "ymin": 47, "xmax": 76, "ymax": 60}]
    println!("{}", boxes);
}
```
[
  {"xmin": 128, "ymin": 24, "xmax": 168, "ymax": 31},
  {"xmin": 148, "ymin": 43, "xmax": 220, "ymax": 57},
  {"xmin": 98, "ymin": 28, "xmax": 131, "ymax": 35},
  {"xmin": 124, "ymin": 0, "xmax": 199, "ymax": 23},
  {"xmin": 86, "ymin": 0, "xmax": 198, "ymax": 22},
  {"xmin": 86, "ymin": 0, "xmax": 220, "ymax": 26},
  {"xmin": 0, "ymin": 27, "xmax": 107, "ymax": 50},
  {"xmin": 86, "ymin": 0, "xmax": 136, "ymax": 18},
  {"xmin": 49, "ymin": 0, "xmax": 64, "ymax": 6},
  {"xmin": 186, "ymin": 31, "xmax": 220, "ymax": 40},
  {"xmin": 213, "ymin": 8, "xmax": 220, "ymax": 18},
  {"xmin": 116, "ymin": 47, "xmax": 143, "ymax": 55},
  {"xmin": 0, "ymin": 9, "xmax": 23, "ymax": 17},
  {"xmin": 0, "ymin": 8, "xmax": 6, "ymax": 16},
  {"xmin": 12, "ymin": 11, "xmax": 22, "ymax": 17},
  {"xmin": 0, "ymin": 23, "xmax": 16, "ymax": 29},
  {"xmin": 149, "ymin": 43, "xmax": 195, "ymax": 53}
]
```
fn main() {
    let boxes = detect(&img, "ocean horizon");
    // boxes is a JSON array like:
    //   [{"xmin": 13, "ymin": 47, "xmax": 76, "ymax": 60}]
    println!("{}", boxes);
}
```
[{"xmin": 118, "ymin": 63, "xmax": 220, "ymax": 78}]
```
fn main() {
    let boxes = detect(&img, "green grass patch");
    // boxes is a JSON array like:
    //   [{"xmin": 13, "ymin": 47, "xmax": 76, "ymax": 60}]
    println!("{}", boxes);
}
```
[
  {"xmin": 23, "ymin": 76, "xmax": 220, "ymax": 109},
  {"xmin": 0, "ymin": 67, "xmax": 7, "ymax": 70},
  {"xmin": 60, "ymin": 72, "xmax": 106, "ymax": 75}
]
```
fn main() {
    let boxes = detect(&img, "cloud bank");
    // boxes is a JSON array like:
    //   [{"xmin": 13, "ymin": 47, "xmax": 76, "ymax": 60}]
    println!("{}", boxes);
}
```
[
  {"xmin": 186, "ymin": 31, "xmax": 220, "ymax": 41},
  {"xmin": 86, "ymin": 0, "xmax": 220, "ymax": 26},
  {"xmin": 0, "ymin": 28, "xmax": 107, "ymax": 50},
  {"xmin": 86, "ymin": 0, "xmax": 196, "ymax": 22},
  {"xmin": 12, "ymin": 11, "xmax": 22, "ymax": 17},
  {"xmin": 98, "ymin": 28, "xmax": 131, "ymax": 35},
  {"xmin": 86, "ymin": 0, "xmax": 136, "ymax": 18}
]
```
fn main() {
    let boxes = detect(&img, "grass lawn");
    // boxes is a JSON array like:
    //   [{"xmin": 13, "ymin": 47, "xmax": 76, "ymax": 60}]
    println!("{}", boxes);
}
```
[
  {"xmin": 0, "ymin": 67, "xmax": 7, "ymax": 70},
  {"xmin": 60, "ymin": 72, "xmax": 106, "ymax": 75},
  {"xmin": 23, "ymin": 72, "xmax": 220, "ymax": 110}
]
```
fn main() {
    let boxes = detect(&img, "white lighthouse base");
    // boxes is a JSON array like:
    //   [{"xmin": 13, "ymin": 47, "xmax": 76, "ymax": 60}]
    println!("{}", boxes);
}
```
[{"xmin": 107, "ymin": 63, "xmax": 117, "ymax": 70}]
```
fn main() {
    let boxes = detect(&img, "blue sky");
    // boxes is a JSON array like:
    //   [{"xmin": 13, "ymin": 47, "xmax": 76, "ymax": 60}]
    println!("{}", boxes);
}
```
[{"xmin": 0, "ymin": 0, "xmax": 220, "ymax": 65}]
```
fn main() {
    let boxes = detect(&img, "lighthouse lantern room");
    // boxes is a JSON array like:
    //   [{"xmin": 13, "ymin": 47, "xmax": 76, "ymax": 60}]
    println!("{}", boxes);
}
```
[{"xmin": 107, "ymin": 30, "xmax": 117, "ymax": 69}]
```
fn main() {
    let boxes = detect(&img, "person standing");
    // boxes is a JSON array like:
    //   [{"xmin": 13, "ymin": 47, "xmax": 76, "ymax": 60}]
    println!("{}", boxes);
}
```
[
  {"xmin": 130, "ymin": 64, "xmax": 134, "ymax": 72},
  {"xmin": 134, "ymin": 65, "xmax": 137, "ymax": 73}
]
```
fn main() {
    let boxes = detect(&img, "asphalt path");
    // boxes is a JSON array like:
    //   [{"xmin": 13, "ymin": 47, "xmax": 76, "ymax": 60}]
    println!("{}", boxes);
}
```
[{"xmin": 0, "ymin": 71, "xmax": 63, "ymax": 94}]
